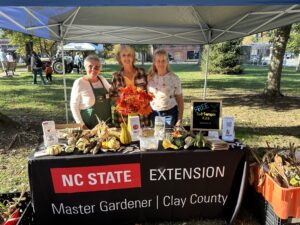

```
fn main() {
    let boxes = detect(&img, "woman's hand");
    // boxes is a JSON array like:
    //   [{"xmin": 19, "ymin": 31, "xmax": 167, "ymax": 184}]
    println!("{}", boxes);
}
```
[{"xmin": 175, "ymin": 120, "xmax": 182, "ymax": 127}]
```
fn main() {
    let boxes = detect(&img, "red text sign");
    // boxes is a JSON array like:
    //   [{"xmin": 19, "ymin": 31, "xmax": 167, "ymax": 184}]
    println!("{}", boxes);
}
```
[{"xmin": 50, "ymin": 163, "xmax": 141, "ymax": 193}]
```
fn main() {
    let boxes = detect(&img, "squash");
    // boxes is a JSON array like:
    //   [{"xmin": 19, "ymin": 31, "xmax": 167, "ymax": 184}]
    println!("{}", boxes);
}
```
[
  {"xmin": 162, "ymin": 139, "xmax": 178, "ymax": 150},
  {"xmin": 120, "ymin": 123, "xmax": 132, "ymax": 145},
  {"xmin": 47, "ymin": 144, "xmax": 62, "ymax": 156},
  {"xmin": 184, "ymin": 136, "xmax": 195, "ymax": 149}
]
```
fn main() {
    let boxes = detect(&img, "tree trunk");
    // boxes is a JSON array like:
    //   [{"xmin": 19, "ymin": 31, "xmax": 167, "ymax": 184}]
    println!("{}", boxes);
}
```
[
  {"xmin": 141, "ymin": 52, "xmax": 145, "ymax": 66},
  {"xmin": 264, "ymin": 25, "xmax": 292, "ymax": 98},
  {"xmin": 296, "ymin": 56, "xmax": 300, "ymax": 72}
]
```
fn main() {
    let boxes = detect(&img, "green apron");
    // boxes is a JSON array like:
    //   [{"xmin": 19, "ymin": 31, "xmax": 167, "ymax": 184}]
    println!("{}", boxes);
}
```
[{"xmin": 80, "ymin": 77, "xmax": 112, "ymax": 129}]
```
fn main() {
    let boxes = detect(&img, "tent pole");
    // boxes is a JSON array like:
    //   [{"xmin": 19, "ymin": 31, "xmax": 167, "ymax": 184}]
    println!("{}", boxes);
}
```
[
  {"xmin": 60, "ymin": 40, "xmax": 69, "ymax": 123},
  {"xmin": 203, "ymin": 44, "xmax": 210, "ymax": 99}
]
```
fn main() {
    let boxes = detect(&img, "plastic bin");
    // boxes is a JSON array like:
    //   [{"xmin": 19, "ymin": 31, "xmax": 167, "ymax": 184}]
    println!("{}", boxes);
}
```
[
  {"xmin": 250, "ymin": 165, "xmax": 300, "ymax": 222},
  {"xmin": 248, "ymin": 186, "xmax": 300, "ymax": 225},
  {"xmin": 257, "ymin": 173, "xmax": 300, "ymax": 220}
]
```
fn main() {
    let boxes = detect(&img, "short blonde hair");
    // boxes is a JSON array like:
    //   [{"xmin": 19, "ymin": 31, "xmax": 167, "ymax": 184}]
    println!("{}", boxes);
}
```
[
  {"xmin": 116, "ymin": 45, "xmax": 136, "ymax": 67},
  {"xmin": 149, "ymin": 49, "xmax": 170, "ymax": 78}
]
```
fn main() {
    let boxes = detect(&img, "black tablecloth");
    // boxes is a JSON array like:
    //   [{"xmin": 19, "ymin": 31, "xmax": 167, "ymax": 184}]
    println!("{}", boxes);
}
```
[{"xmin": 28, "ymin": 148, "xmax": 247, "ymax": 225}]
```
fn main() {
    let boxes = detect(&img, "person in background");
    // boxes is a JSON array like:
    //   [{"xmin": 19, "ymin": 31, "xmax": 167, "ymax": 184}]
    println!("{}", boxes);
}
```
[
  {"xmin": 74, "ymin": 52, "xmax": 82, "ymax": 74},
  {"xmin": 109, "ymin": 45, "xmax": 149, "ymax": 127},
  {"xmin": 31, "ymin": 51, "xmax": 46, "ymax": 85},
  {"xmin": 147, "ymin": 49, "xmax": 183, "ymax": 128},
  {"xmin": 6, "ymin": 52, "xmax": 14, "ymax": 62},
  {"xmin": 44, "ymin": 61, "xmax": 53, "ymax": 82},
  {"xmin": 70, "ymin": 55, "xmax": 112, "ymax": 129},
  {"xmin": 0, "ymin": 49, "xmax": 8, "ymax": 73}
]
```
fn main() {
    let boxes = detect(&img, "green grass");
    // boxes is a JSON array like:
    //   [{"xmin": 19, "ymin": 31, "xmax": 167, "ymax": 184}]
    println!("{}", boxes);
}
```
[
  {"xmin": 1, "ymin": 63, "xmax": 299, "ymax": 159},
  {"xmin": 1, "ymin": 64, "xmax": 299, "ymax": 224}
]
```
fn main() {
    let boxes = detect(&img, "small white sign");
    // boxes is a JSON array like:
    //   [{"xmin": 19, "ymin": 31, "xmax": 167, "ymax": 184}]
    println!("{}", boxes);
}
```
[
  {"xmin": 208, "ymin": 131, "xmax": 220, "ymax": 140},
  {"xmin": 222, "ymin": 117, "xmax": 235, "ymax": 142},
  {"xmin": 128, "ymin": 115, "xmax": 141, "ymax": 141},
  {"xmin": 42, "ymin": 121, "xmax": 58, "ymax": 147},
  {"xmin": 154, "ymin": 116, "xmax": 165, "ymax": 140}
]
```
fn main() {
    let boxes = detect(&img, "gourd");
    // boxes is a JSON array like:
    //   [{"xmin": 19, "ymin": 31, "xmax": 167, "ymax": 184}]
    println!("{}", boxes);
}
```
[
  {"xmin": 194, "ymin": 132, "xmax": 205, "ymax": 148},
  {"xmin": 76, "ymin": 137, "xmax": 90, "ymax": 151},
  {"xmin": 120, "ymin": 123, "xmax": 131, "ymax": 145},
  {"xmin": 184, "ymin": 136, "xmax": 195, "ymax": 149},
  {"xmin": 174, "ymin": 137, "xmax": 185, "ymax": 149},
  {"xmin": 162, "ymin": 139, "xmax": 178, "ymax": 150},
  {"xmin": 47, "ymin": 144, "xmax": 62, "ymax": 156},
  {"xmin": 65, "ymin": 145, "xmax": 75, "ymax": 153}
]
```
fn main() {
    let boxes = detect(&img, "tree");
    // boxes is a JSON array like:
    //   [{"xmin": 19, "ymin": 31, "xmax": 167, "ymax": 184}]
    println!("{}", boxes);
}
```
[
  {"xmin": 201, "ymin": 39, "xmax": 243, "ymax": 74},
  {"xmin": 1, "ymin": 29, "xmax": 57, "ymax": 57},
  {"xmin": 264, "ymin": 25, "xmax": 292, "ymax": 97},
  {"xmin": 103, "ymin": 44, "xmax": 114, "ymax": 58},
  {"xmin": 287, "ymin": 23, "xmax": 300, "ymax": 71},
  {"xmin": 132, "ymin": 44, "xmax": 149, "ymax": 65}
]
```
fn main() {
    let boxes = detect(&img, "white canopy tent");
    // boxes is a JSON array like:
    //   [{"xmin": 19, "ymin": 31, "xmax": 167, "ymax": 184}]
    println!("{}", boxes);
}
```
[
  {"xmin": 58, "ymin": 43, "xmax": 100, "ymax": 51},
  {"xmin": 0, "ymin": 2, "xmax": 300, "ymax": 123}
]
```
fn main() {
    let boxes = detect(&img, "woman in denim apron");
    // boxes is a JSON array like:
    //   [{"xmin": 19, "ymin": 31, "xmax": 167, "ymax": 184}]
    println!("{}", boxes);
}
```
[
  {"xmin": 148, "ymin": 49, "xmax": 184, "ymax": 128},
  {"xmin": 70, "ymin": 55, "xmax": 112, "ymax": 129}
]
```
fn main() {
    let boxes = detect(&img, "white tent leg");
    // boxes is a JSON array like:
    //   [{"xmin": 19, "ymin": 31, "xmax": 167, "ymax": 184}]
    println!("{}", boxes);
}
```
[
  {"xmin": 203, "ymin": 44, "xmax": 210, "ymax": 99},
  {"xmin": 61, "ymin": 40, "xmax": 69, "ymax": 123}
]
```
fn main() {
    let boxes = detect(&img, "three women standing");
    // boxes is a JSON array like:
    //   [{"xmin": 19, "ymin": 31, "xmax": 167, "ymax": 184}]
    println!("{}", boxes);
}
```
[{"xmin": 71, "ymin": 48, "xmax": 184, "ymax": 129}]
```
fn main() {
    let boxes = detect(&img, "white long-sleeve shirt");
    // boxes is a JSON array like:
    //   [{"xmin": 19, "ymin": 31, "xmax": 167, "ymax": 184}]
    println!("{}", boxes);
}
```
[{"xmin": 70, "ymin": 76, "xmax": 111, "ymax": 125}]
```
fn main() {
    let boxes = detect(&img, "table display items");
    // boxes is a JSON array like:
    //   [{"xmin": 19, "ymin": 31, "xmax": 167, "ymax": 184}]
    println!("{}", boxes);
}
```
[
  {"xmin": 42, "ymin": 121, "xmax": 58, "ymax": 147},
  {"xmin": 116, "ymin": 85, "xmax": 154, "ymax": 145},
  {"xmin": 250, "ymin": 142, "xmax": 300, "ymax": 188},
  {"xmin": 127, "ymin": 115, "xmax": 141, "ymax": 141},
  {"xmin": 162, "ymin": 127, "xmax": 206, "ymax": 150},
  {"xmin": 222, "ymin": 116, "xmax": 235, "ymax": 142},
  {"xmin": 154, "ymin": 116, "xmax": 165, "ymax": 140},
  {"xmin": 139, "ymin": 128, "xmax": 159, "ymax": 150}
]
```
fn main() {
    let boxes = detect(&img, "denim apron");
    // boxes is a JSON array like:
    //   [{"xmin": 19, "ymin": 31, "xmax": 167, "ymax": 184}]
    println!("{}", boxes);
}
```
[{"xmin": 80, "ymin": 77, "xmax": 112, "ymax": 129}]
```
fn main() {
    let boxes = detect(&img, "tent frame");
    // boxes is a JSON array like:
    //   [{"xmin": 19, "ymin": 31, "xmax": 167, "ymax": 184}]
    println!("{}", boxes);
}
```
[{"xmin": 0, "ymin": 4, "xmax": 299, "ymax": 119}]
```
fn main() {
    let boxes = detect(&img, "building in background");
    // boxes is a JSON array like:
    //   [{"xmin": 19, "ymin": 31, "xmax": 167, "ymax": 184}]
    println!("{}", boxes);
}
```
[{"xmin": 156, "ymin": 45, "xmax": 201, "ymax": 62}]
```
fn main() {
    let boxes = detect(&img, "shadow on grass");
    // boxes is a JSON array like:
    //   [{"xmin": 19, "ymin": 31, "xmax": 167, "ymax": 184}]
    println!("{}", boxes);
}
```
[
  {"xmin": 221, "ymin": 93, "xmax": 300, "ymax": 111},
  {"xmin": 236, "ymin": 125, "xmax": 300, "ymax": 139}
]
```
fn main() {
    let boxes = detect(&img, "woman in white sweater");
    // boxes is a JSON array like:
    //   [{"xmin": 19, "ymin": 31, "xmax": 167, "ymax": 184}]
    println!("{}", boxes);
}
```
[{"xmin": 70, "ymin": 55, "xmax": 111, "ymax": 129}]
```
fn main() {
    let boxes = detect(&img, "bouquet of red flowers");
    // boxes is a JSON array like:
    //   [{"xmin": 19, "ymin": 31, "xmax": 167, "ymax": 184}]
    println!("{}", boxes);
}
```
[{"xmin": 116, "ymin": 86, "xmax": 154, "ymax": 116}]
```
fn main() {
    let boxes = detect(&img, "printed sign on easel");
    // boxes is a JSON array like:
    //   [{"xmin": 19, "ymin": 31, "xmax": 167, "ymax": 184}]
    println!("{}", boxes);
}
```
[{"xmin": 191, "ymin": 100, "xmax": 222, "ymax": 131}]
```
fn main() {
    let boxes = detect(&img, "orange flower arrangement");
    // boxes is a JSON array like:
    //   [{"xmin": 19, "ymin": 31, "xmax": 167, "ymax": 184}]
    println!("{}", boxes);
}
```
[{"xmin": 116, "ymin": 86, "xmax": 154, "ymax": 116}]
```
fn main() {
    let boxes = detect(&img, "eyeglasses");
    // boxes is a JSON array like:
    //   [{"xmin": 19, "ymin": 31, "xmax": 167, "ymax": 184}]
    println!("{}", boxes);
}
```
[{"xmin": 87, "ymin": 65, "xmax": 101, "ymax": 70}]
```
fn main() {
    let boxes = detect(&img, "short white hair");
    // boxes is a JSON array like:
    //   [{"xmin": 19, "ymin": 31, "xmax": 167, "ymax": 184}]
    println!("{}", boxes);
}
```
[{"xmin": 84, "ymin": 54, "xmax": 101, "ymax": 65}]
